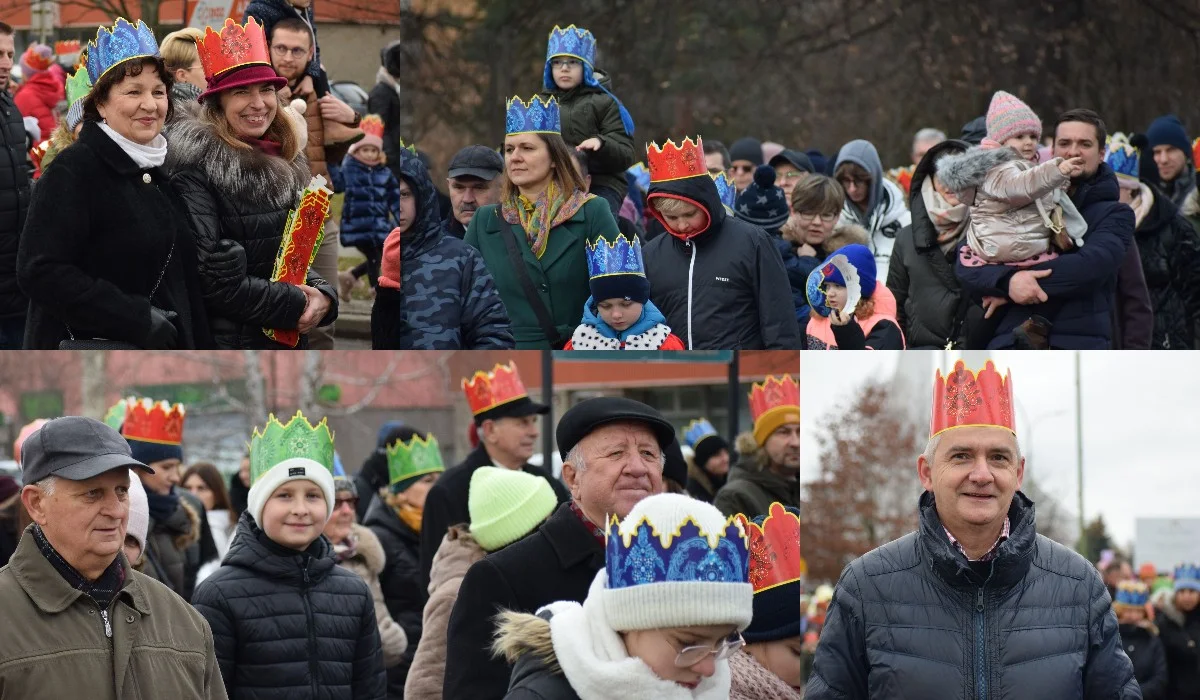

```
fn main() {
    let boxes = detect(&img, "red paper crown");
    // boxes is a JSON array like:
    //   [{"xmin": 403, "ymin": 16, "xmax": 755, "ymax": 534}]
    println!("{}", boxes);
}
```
[
  {"xmin": 461, "ymin": 362, "xmax": 530, "ymax": 416},
  {"xmin": 738, "ymin": 503, "xmax": 801, "ymax": 593},
  {"xmin": 54, "ymin": 40, "xmax": 81, "ymax": 56},
  {"xmin": 749, "ymin": 375, "xmax": 799, "ymax": 425},
  {"xmin": 360, "ymin": 114, "xmax": 384, "ymax": 139},
  {"xmin": 647, "ymin": 137, "xmax": 706, "ymax": 183},
  {"xmin": 122, "ymin": 397, "xmax": 186, "ymax": 445},
  {"xmin": 197, "ymin": 17, "xmax": 271, "ymax": 80},
  {"xmin": 930, "ymin": 360, "xmax": 1014, "ymax": 438}
]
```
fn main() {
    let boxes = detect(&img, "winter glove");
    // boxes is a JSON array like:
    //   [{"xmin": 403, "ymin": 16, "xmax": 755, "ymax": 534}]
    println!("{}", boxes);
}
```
[
  {"xmin": 23, "ymin": 116, "xmax": 40, "ymax": 145},
  {"xmin": 147, "ymin": 306, "xmax": 179, "ymax": 349},
  {"xmin": 202, "ymin": 239, "xmax": 248, "ymax": 286}
]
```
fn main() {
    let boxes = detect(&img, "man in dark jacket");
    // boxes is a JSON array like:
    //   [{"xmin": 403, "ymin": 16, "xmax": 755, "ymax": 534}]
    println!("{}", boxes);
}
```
[
  {"xmin": 362, "ymin": 489, "xmax": 422, "ymax": 697},
  {"xmin": 0, "ymin": 24, "xmax": 32, "ymax": 349},
  {"xmin": 441, "ymin": 396, "xmax": 675, "ymax": 700},
  {"xmin": 418, "ymin": 362, "xmax": 568, "ymax": 589},
  {"xmin": 714, "ymin": 375, "xmax": 799, "ymax": 518},
  {"xmin": 369, "ymin": 146, "xmax": 513, "ymax": 349},
  {"xmin": 642, "ymin": 138, "xmax": 801, "ymax": 349},
  {"xmin": 442, "ymin": 144, "xmax": 503, "ymax": 240},
  {"xmin": 807, "ymin": 360, "xmax": 1139, "ymax": 700},
  {"xmin": 956, "ymin": 109, "xmax": 1136, "ymax": 349}
]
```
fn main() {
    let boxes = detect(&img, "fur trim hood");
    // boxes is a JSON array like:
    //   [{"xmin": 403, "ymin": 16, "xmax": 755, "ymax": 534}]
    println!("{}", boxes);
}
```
[
  {"xmin": 824, "ymin": 222, "xmax": 870, "ymax": 251},
  {"xmin": 735, "ymin": 432, "xmax": 762, "ymax": 464},
  {"xmin": 165, "ymin": 116, "xmax": 310, "ymax": 212},
  {"xmin": 1182, "ymin": 185, "xmax": 1200, "ymax": 219},
  {"xmin": 935, "ymin": 145, "xmax": 1025, "ymax": 193},
  {"xmin": 494, "ymin": 610, "xmax": 561, "ymax": 675},
  {"xmin": 349, "ymin": 523, "xmax": 386, "ymax": 576},
  {"xmin": 429, "ymin": 524, "xmax": 487, "ymax": 593}
]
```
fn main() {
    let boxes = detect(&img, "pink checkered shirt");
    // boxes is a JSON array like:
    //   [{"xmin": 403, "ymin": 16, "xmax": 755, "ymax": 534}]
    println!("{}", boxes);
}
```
[{"xmin": 945, "ymin": 517, "xmax": 1010, "ymax": 562}]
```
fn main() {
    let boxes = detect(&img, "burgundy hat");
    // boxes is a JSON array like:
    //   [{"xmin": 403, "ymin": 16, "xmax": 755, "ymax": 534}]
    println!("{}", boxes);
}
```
[{"xmin": 198, "ymin": 64, "xmax": 287, "ymax": 103}]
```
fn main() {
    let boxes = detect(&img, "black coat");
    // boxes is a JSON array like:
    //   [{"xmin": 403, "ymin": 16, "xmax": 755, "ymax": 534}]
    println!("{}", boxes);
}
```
[
  {"xmin": 18, "ymin": 122, "xmax": 210, "ymax": 349},
  {"xmin": 367, "ymin": 80, "xmax": 406, "ymax": 183},
  {"xmin": 191, "ymin": 512, "xmax": 387, "ymax": 700},
  {"xmin": 0, "ymin": 90, "xmax": 31, "ymax": 320},
  {"xmin": 418, "ymin": 445, "xmax": 570, "ymax": 591},
  {"xmin": 806, "ymin": 491, "xmax": 1140, "ymax": 700},
  {"xmin": 886, "ymin": 139, "xmax": 986, "ymax": 349},
  {"xmin": 362, "ymin": 496, "xmax": 424, "ymax": 697},
  {"xmin": 1133, "ymin": 184, "xmax": 1200, "ymax": 349},
  {"xmin": 443, "ymin": 502, "xmax": 605, "ymax": 700},
  {"xmin": 1156, "ymin": 598, "xmax": 1200, "ymax": 700},
  {"xmin": 1119, "ymin": 623, "xmax": 1168, "ymax": 700},
  {"xmin": 166, "ymin": 117, "xmax": 337, "ymax": 349},
  {"xmin": 642, "ymin": 172, "xmax": 800, "ymax": 349}
]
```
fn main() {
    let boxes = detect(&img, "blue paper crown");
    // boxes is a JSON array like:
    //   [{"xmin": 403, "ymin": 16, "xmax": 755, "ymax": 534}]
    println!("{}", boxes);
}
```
[
  {"xmin": 546, "ymin": 24, "xmax": 596, "ymax": 66},
  {"xmin": 712, "ymin": 172, "xmax": 737, "ymax": 214},
  {"xmin": 506, "ymin": 95, "xmax": 560, "ymax": 136},
  {"xmin": 627, "ymin": 162, "xmax": 651, "ymax": 193},
  {"xmin": 1175, "ymin": 562, "xmax": 1200, "ymax": 584},
  {"xmin": 606, "ymin": 515, "xmax": 748, "ymax": 589},
  {"xmin": 587, "ymin": 234, "xmax": 645, "ymax": 280},
  {"xmin": 1114, "ymin": 581, "xmax": 1149, "ymax": 608},
  {"xmin": 87, "ymin": 18, "xmax": 160, "ymax": 84},
  {"xmin": 1105, "ymin": 133, "xmax": 1140, "ymax": 182},
  {"xmin": 684, "ymin": 419, "xmax": 719, "ymax": 450}
]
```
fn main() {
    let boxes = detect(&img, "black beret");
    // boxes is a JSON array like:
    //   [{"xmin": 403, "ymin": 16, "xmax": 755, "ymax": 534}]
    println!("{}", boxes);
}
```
[{"xmin": 556, "ymin": 397, "xmax": 676, "ymax": 460}]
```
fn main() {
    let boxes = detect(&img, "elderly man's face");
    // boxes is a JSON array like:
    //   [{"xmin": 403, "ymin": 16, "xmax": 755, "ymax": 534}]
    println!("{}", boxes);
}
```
[
  {"xmin": 918, "ymin": 426, "xmax": 1023, "ymax": 533},
  {"xmin": 764, "ymin": 423, "xmax": 800, "ymax": 473},
  {"xmin": 563, "ymin": 421, "xmax": 665, "ymax": 525},
  {"xmin": 24, "ymin": 469, "xmax": 131, "ymax": 577}
]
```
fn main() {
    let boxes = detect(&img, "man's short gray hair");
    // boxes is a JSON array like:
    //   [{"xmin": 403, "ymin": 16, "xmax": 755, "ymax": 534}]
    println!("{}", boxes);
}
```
[
  {"xmin": 914, "ymin": 128, "xmax": 947, "ymax": 146},
  {"xmin": 34, "ymin": 475, "xmax": 58, "ymax": 496},
  {"xmin": 564, "ymin": 438, "xmax": 667, "ymax": 475},
  {"xmin": 923, "ymin": 431, "xmax": 1022, "ymax": 462}
]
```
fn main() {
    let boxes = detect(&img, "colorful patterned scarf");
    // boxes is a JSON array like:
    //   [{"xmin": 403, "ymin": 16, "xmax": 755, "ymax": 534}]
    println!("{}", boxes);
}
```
[{"xmin": 501, "ymin": 180, "xmax": 593, "ymax": 259}]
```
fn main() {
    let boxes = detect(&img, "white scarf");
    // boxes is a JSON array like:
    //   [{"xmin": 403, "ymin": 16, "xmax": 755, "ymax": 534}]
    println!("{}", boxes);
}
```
[
  {"xmin": 543, "ymin": 571, "xmax": 732, "ymax": 700},
  {"xmin": 99, "ymin": 122, "xmax": 168, "ymax": 169}
]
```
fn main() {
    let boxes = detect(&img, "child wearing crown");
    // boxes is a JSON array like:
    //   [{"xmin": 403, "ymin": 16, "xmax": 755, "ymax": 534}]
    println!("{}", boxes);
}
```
[
  {"xmin": 329, "ymin": 114, "xmax": 399, "ymax": 295},
  {"xmin": 538, "ymin": 25, "xmax": 635, "ymax": 218},
  {"xmin": 1112, "ymin": 580, "xmax": 1168, "ymax": 699},
  {"xmin": 1157, "ymin": 563, "xmax": 1200, "ymax": 699},
  {"xmin": 192, "ymin": 413, "xmax": 387, "ymax": 699},
  {"xmin": 804, "ymin": 243, "xmax": 905, "ymax": 350},
  {"xmin": 564, "ymin": 234, "xmax": 684, "ymax": 350}
]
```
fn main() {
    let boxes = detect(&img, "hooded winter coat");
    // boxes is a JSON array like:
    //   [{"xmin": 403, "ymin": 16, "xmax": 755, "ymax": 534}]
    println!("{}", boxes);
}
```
[
  {"xmin": 370, "ymin": 147, "xmax": 513, "ymax": 349},
  {"xmin": 887, "ymin": 140, "xmax": 987, "ymax": 348},
  {"xmin": 330, "ymin": 152, "xmax": 400, "ymax": 250},
  {"xmin": 140, "ymin": 494, "xmax": 203, "ymax": 600},
  {"xmin": 804, "ymin": 282, "xmax": 905, "ymax": 350},
  {"xmin": 713, "ymin": 435, "xmax": 800, "ymax": 518},
  {"xmin": 14, "ymin": 66, "xmax": 64, "ymax": 140},
  {"xmin": 1118, "ymin": 621, "xmax": 1168, "ymax": 700},
  {"xmin": 642, "ymin": 172, "xmax": 801, "ymax": 350},
  {"xmin": 1129, "ymin": 182, "xmax": 1200, "ymax": 349},
  {"xmin": 833, "ymin": 140, "xmax": 911, "ymax": 284},
  {"xmin": 336, "ymin": 523, "xmax": 410, "ymax": 670},
  {"xmin": 190, "ymin": 512, "xmax": 387, "ymax": 700},
  {"xmin": 0, "ymin": 89, "xmax": 32, "ymax": 324},
  {"xmin": 404, "ymin": 525, "xmax": 488, "ymax": 700},
  {"xmin": 19, "ymin": 121, "xmax": 210, "ymax": 349},
  {"xmin": 685, "ymin": 455, "xmax": 727, "ymax": 504},
  {"xmin": 1155, "ymin": 591, "xmax": 1200, "ymax": 700},
  {"xmin": 564, "ymin": 297, "xmax": 685, "ymax": 350},
  {"xmin": 805, "ymin": 491, "xmax": 1140, "ymax": 700},
  {"xmin": 539, "ymin": 70, "xmax": 634, "ymax": 202},
  {"xmin": 166, "ymin": 117, "xmax": 338, "ymax": 349},
  {"xmin": 955, "ymin": 163, "xmax": 1135, "ymax": 349},
  {"xmin": 362, "ymin": 496, "xmax": 424, "ymax": 696}
]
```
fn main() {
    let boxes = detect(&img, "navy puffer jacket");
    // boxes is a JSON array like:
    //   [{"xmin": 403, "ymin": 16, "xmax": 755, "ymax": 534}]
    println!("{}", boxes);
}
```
[
  {"xmin": 330, "ymin": 154, "xmax": 400, "ymax": 250},
  {"xmin": 192, "ymin": 512, "xmax": 387, "ymax": 700},
  {"xmin": 806, "ymin": 491, "xmax": 1140, "ymax": 700}
]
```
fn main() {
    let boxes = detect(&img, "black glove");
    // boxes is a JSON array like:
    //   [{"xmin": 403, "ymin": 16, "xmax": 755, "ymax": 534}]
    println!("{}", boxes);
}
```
[
  {"xmin": 147, "ymin": 306, "xmax": 179, "ymax": 349},
  {"xmin": 202, "ymin": 239, "xmax": 248, "ymax": 285}
]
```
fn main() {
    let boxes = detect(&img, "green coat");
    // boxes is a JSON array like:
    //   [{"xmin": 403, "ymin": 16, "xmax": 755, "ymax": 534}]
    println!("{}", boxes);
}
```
[
  {"xmin": 465, "ymin": 196, "xmax": 620, "ymax": 348},
  {"xmin": 713, "ymin": 459, "xmax": 801, "ymax": 519},
  {"xmin": 539, "ymin": 72, "xmax": 634, "ymax": 200},
  {"xmin": 0, "ymin": 525, "xmax": 227, "ymax": 700}
]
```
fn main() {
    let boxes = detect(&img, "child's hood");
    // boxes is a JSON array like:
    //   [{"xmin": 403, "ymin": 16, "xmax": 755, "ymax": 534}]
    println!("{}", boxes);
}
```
[{"xmin": 935, "ymin": 145, "xmax": 1024, "ymax": 194}]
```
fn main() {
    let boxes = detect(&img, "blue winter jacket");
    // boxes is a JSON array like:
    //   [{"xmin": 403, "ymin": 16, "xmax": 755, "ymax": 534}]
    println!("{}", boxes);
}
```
[
  {"xmin": 776, "ymin": 237, "xmax": 813, "ymax": 329},
  {"xmin": 956, "ymin": 162, "xmax": 1134, "ymax": 349},
  {"xmin": 330, "ymin": 155, "xmax": 400, "ymax": 250}
]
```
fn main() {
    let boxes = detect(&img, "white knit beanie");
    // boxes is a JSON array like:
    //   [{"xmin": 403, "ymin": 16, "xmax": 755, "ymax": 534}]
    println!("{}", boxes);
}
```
[
  {"xmin": 126, "ymin": 469, "xmax": 150, "ymax": 558},
  {"xmin": 246, "ymin": 457, "xmax": 336, "ymax": 528},
  {"xmin": 601, "ymin": 493, "xmax": 753, "ymax": 632}
]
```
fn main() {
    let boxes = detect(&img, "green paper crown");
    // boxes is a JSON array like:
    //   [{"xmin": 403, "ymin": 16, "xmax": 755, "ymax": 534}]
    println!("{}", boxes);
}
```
[
  {"xmin": 386, "ymin": 434, "xmax": 444, "ymax": 489},
  {"xmin": 66, "ymin": 63, "xmax": 92, "ymax": 107},
  {"xmin": 103, "ymin": 398, "xmax": 127, "ymax": 431},
  {"xmin": 250, "ymin": 411, "xmax": 335, "ymax": 484},
  {"xmin": 399, "ymin": 137, "xmax": 418, "ymax": 156}
]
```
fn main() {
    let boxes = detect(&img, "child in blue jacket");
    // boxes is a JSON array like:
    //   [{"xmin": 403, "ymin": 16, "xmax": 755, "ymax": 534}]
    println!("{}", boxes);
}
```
[{"xmin": 330, "ymin": 115, "xmax": 400, "ymax": 294}]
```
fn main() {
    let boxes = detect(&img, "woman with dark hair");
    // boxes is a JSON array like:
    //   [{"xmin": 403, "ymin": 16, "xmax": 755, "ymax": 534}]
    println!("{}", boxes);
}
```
[
  {"xmin": 17, "ymin": 19, "xmax": 211, "ymax": 349},
  {"xmin": 167, "ymin": 17, "xmax": 337, "ymax": 350},
  {"xmin": 464, "ymin": 95, "xmax": 622, "ymax": 349},
  {"xmin": 182, "ymin": 461, "xmax": 235, "ymax": 582}
]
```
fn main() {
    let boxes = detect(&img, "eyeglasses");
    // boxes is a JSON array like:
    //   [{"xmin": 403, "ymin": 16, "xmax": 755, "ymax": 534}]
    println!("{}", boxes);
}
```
[
  {"xmin": 270, "ymin": 45, "xmax": 309, "ymax": 60},
  {"xmin": 777, "ymin": 171, "xmax": 805, "ymax": 181},
  {"xmin": 730, "ymin": 164, "xmax": 754, "ymax": 174},
  {"xmin": 550, "ymin": 58, "xmax": 582, "ymax": 69},
  {"xmin": 673, "ymin": 632, "xmax": 745, "ymax": 668},
  {"xmin": 795, "ymin": 212, "xmax": 840, "ymax": 223},
  {"xmin": 838, "ymin": 177, "xmax": 871, "ymax": 189},
  {"xmin": 334, "ymin": 496, "xmax": 358, "ymax": 511}
]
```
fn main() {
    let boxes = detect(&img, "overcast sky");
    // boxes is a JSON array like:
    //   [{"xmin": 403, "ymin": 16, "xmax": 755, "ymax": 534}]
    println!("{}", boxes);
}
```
[{"xmin": 801, "ymin": 351, "xmax": 1200, "ymax": 550}]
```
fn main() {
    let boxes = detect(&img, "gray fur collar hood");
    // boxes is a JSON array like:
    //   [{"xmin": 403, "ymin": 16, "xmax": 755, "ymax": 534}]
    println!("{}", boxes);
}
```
[
  {"xmin": 165, "ymin": 116, "xmax": 310, "ymax": 211},
  {"xmin": 935, "ymin": 146, "xmax": 1025, "ymax": 193}
]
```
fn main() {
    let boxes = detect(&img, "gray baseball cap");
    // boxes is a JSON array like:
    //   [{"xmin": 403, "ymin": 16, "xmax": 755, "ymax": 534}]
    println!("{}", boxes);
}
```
[
  {"xmin": 21, "ymin": 416, "xmax": 151, "ymax": 484},
  {"xmin": 447, "ymin": 145, "xmax": 504, "ymax": 181}
]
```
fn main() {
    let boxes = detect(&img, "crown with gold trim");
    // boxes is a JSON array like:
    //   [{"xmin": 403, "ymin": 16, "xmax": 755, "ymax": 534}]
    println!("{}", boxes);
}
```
[
  {"xmin": 684, "ymin": 419, "xmax": 719, "ymax": 450},
  {"xmin": 66, "ymin": 63, "xmax": 93, "ymax": 108},
  {"xmin": 1113, "ymin": 580, "xmax": 1150, "ymax": 610},
  {"xmin": 627, "ymin": 162, "xmax": 650, "ymax": 193},
  {"xmin": 737, "ymin": 503, "xmax": 801, "ymax": 594},
  {"xmin": 249, "ymin": 411, "xmax": 335, "ymax": 484},
  {"xmin": 1175, "ymin": 562, "xmax": 1200, "ymax": 591},
  {"xmin": 1105, "ymin": 133, "xmax": 1140, "ymax": 185},
  {"xmin": 197, "ymin": 17, "xmax": 271, "ymax": 81},
  {"xmin": 712, "ymin": 171, "xmax": 736, "ymax": 213},
  {"xmin": 930, "ymin": 360, "xmax": 1014, "ymax": 439},
  {"xmin": 546, "ymin": 24, "xmax": 596, "ymax": 66},
  {"xmin": 587, "ymin": 234, "xmax": 645, "ymax": 280},
  {"xmin": 87, "ymin": 18, "xmax": 160, "ymax": 84},
  {"xmin": 360, "ymin": 114, "xmax": 384, "ymax": 140},
  {"xmin": 506, "ymin": 95, "xmax": 560, "ymax": 136},
  {"xmin": 749, "ymin": 375, "xmax": 799, "ymax": 442},
  {"xmin": 648, "ymin": 137, "xmax": 706, "ymax": 183},
  {"xmin": 461, "ymin": 361, "xmax": 532, "ymax": 416},
  {"xmin": 398, "ymin": 137, "xmax": 419, "ymax": 155},
  {"xmin": 386, "ymin": 434, "xmax": 445, "ymax": 492},
  {"xmin": 121, "ymin": 397, "xmax": 186, "ymax": 446}
]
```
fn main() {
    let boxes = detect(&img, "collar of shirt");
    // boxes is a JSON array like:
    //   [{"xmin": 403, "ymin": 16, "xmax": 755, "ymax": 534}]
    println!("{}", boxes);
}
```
[
  {"xmin": 944, "ymin": 517, "xmax": 1010, "ymax": 562},
  {"xmin": 568, "ymin": 499, "xmax": 607, "ymax": 548}
]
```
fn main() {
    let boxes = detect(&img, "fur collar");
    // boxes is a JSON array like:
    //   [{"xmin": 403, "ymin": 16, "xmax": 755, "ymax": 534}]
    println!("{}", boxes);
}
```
[
  {"xmin": 936, "ymin": 146, "xmax": 1025, "ymax": 193},
  {"xmin": 165, "ymin": 116, "xmax": 310, "ymax": 211},
  {"xmin": 1183, "ymin": 185, "xmax": 1200, "ymax": 219},
  {"xmin": 349, "ymin": 523, "xmax": 386, "ymax": 575}
]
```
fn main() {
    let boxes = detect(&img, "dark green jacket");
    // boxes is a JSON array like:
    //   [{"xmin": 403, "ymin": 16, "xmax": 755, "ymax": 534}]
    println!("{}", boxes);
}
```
[
  {"xmin": 539, "ymin": 72, "xmax": 634, "ymax": 201},
  {"xmin": 713, "ymin": 459, "xmax": 800, "ymax": 519},
  {"xmin": 465, "ymin": 197, "xmax": 620, "ymax": 348}
]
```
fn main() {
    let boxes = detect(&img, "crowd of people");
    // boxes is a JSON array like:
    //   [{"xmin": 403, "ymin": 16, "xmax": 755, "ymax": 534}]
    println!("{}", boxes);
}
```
[
  {"xmin": 1, "ymin": 7, "xmax": 1193, "ymax": 350},
  {"xmin": 0, "ymin": 362, "xmax": 801, "ymax": 699}
]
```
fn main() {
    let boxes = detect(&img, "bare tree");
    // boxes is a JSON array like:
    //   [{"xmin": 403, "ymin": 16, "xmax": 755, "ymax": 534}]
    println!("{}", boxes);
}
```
[{"xmin": 79, "ymin": 351, "xmax": 107, "ymax": 420}]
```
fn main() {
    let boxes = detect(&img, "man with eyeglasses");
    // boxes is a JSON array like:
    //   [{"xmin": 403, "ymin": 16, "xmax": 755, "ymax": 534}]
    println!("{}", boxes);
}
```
[
  {"xmin": 729, "ymin": 137, "xmax": 764, "ymax": 193},
  {"xmin": 704, "ymin": 139, "xmax": 732, "ymax": 177},
  {"xmin": 769, "ymin": 149, "xmax": 815, "ymax": 199}
]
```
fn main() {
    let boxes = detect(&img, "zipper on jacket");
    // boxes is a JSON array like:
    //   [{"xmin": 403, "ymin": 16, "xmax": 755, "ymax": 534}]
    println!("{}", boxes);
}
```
[
  {"xmin": 302, "ymin": 557, "xmax": 319, "ymax": 695},
  {"xmin": 99, "ymin": 608, "xmax": 112, "ymax": 638},
  {"xmin": 974, "ymin": 560, "xmax": 996, "ymax": 700},
  {"xmin": 686, "ymin": 241, "xmax": 697, "ymax": 350}
]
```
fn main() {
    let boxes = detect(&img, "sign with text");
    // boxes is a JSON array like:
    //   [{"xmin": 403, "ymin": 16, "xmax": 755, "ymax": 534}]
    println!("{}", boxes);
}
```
[
  {"xmin": 1135, "ymin": 518, "xmax": 1200, "ymax": 574},
  {"xmin": 189, "ymin": 0, "xmax": 240, "ymax": 30}
]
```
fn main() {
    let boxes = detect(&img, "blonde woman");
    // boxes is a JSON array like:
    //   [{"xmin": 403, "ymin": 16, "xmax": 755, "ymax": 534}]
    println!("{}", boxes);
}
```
[{"xmin": 159, "ymin": 27, "xmax": 205, "ymax": 121}]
